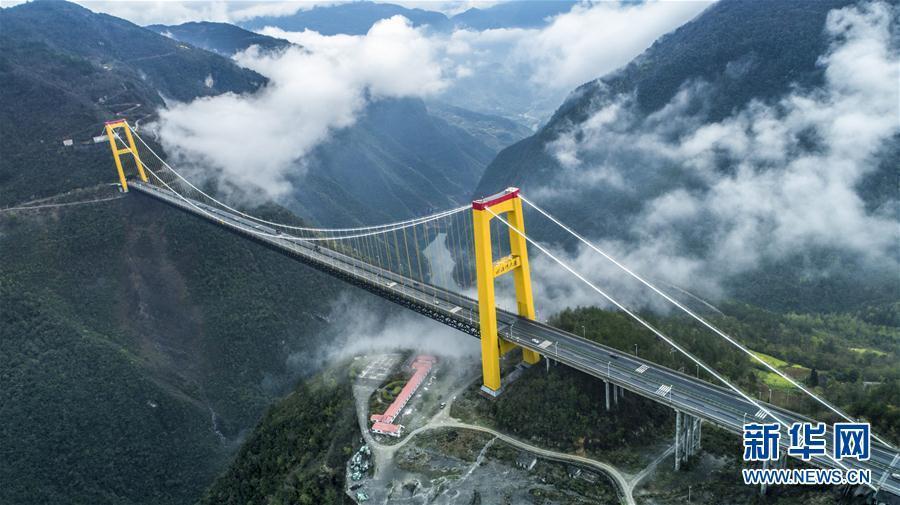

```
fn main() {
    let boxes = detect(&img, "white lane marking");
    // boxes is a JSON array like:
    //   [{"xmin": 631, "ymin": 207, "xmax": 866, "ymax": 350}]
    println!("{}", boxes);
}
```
[
  {"xmin": 386, "ymin": 281, "xmax": 397, "ymax": 288},
  {"xmin": 538, "ymin": 340, "xmax": 553, "ymax": 349},
  {"xmin": 655, "ymin": 384, "xmax": 672, "ymax": 396},
  {"xmin": 878, "ymin": 453, "xmax": 900, "ymax": 488},
  {"xmin": 449, "ymin": 306, "xmax": 462, "ymax": 314},
  {"xmin": 754, "ymin": 409, "xmax": 767, "ymax": 420},
  {"xmin": 635, "ymin": 364, "xmax": 649, "ymax": 373}
]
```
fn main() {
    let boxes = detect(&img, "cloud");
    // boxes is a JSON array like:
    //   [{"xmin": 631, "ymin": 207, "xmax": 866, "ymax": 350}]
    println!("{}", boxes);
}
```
[
  {"xmin": 145, "ymin": 1, "xmax": 713, "ymax": 203},
  {"xmin": 259, "ymin": 23, "xmax": 448, "ymax": 98},
  {"xmin": 532, "ymin": 1, "xmax": 899, "ymax": 303},
  {"xmin": 63, "ymin": 1, "xmax": 336, "ymax": 26},
  {"xmin": 152, "ymin": 16, "xmax": 449, "ymax": 200},
  {"xmin": 434, "ymin": 1, "xmax": 713, "ymax": 124},
  {"xmin": 520, "ymin": 0, "xmax": 713, "ymax": 91},
  {"xmin": 316, "ymin": 292, "xmax": 480, "ymax": 363}
]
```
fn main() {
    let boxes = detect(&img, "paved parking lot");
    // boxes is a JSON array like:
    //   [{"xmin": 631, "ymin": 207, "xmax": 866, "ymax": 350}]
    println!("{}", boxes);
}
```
[{"xmin": 357, "ymin": 353, "xmax": 403, "ymax": 382}]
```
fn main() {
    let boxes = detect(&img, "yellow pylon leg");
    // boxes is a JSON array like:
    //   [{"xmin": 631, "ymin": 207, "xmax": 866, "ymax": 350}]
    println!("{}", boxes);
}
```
[
  {"xmin": 473, "ymin": 207, "xmax": 502, "ymax": 392},
  {"xmin": 508, "ymin": 197, "xmax": 541, "ymax": 365},
  {"xmin": 121, "ymin": 124, "xmax": 147, "ymax": 182},
  {"xmin": 106, "ymin": 124, "xmax": 128, "ymax": 192}
]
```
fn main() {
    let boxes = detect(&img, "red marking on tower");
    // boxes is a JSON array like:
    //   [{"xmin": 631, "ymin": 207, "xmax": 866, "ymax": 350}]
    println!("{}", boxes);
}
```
[{"xmin": 472, "ymin": 187, "xmax": 520, "ymax": 210}]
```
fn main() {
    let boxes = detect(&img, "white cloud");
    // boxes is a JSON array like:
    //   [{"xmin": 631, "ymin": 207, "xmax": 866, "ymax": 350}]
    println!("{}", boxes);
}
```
[
  {"xmin": 260, "ymin": 22, "xmax": 448, "ymax": 98},
  {"xmin": 153, "ymin": 15, "xmax": 449, "ymax": 199},
  {"xmin": 434, "ymin": 1, "xmax": 713, "ymax": 124},
  {"xmin": 534, "ymin": 1, "xmax": 900, "ymax": 303},
  {"xmin": 320, "ymin": 292, "xmax": 479, "ymax": 362},
  {"xmin": 142, "ymin": 1, "xmax": 714, "ymax": 202},
  {"xmin": 66, "ymin": 1, "xmax": 336, "ymax": 26},
  {"xmin": 520, "ymin": 1, "xmax": 713, "ymax": 90}
]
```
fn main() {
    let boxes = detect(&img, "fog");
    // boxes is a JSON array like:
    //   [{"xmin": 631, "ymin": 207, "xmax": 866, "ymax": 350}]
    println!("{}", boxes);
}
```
[
  {"xmin": 526, "ymin": 1, "xmax": 899, "ymax": 309},
  {"xmin": 151, "ymin": 15, "xmax": 449, "ymax": 200},
  {"xmin": 314, "ymin": 293, "xmax": 480, "ymax": 364},
  {"xmin": 148, "ymin": 1, "xmax": 711, "ymax": 201},
  {"xmin": 147, "ymin": 2, "xmax": 896, "ymax": 333}
]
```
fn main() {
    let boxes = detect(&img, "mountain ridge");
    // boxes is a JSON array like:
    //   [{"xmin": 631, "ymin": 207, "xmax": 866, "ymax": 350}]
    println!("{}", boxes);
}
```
[
  {"xmin": 0, "ymin": 3, "xmax": 350, "ymax": 504},
  {"xmin": 146, "ymin": 21, "xmax": 293, "ymax": 56},
  {"xmin": 236, "ymin": 0, "xmax": 575, "ymax": 36},
  {"xmin": 473, "ymin": 0, "xmax": 898, "ymax": 313},
  {"xmin": 240, "ymin": 1, "xmax": 450, "ymax": 35},
  {"xmin": 0, "ymin": 0, "xmax": 265, "ymax": 206}
]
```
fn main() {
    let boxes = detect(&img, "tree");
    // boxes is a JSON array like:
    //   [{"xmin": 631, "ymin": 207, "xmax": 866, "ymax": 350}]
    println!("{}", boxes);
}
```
[{"xmin": 808, "ymin": 368, "xmax": 819, "ymax": 388}]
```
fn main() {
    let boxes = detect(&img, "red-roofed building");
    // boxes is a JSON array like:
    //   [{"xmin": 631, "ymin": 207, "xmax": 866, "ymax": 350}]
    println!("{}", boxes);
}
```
[
  {"xmin": 370, "ymin": 355, "xmax": 437, "ymax": 437},
  {"xmin": 370, "ymin": 421, "xmax": 402, "ymax": 436}
]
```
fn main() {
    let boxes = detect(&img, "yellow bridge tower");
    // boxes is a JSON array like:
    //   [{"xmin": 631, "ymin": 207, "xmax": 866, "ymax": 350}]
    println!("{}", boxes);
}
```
[
  {"xmin": 104, "ymin": 119, "xmax": 147, "ymax": 192},
  {"xmin": 472, "ymin": 188, "xmax": 540, "ymax": 396}
]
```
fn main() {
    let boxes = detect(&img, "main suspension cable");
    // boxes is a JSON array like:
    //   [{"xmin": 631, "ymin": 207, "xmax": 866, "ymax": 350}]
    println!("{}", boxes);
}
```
[
  {"xmin": 486, "ymin": 206, "xmax": 865, "ymax": 481},
  {"xmin": 521, "ymin": 195, "xmax": 895, "ymax": 450},
  {"xmin": 127, "ymin": 125, "xmax": 467, "ymax": 233},
  {"xmin": 140, "ymin": 158, "xmax": 464, "ymax": 242}
]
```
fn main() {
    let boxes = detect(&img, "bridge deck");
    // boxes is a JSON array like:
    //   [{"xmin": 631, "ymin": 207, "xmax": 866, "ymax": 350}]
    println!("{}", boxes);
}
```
[{"xmin": 130, "ymin": 180, "xmax": 899, "ymax": 496}]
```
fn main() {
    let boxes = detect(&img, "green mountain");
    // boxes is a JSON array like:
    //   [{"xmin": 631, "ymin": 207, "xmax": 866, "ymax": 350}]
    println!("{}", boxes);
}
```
[
  {"xmin": 146, "ymin": 21, "xmax": 292, "ymax": 56},
  {"xmin": 289, "ymin": 97, "xmax": 496, "ymax": 226},
  {"xmin": 426, "ymin": 101, "xmax": 534, "ymax": 153},
  {"xmin": 198, "ymin": 364, "xmax": 359, "ymax": 505},
  {"xmin": 1, "ymin": 192, "xmax": 341, "ymax": 505},
  {"xmin": 0, "ymin": 3, "xmax": 345, "ymax": 504},
  {"xmin": 136, "ymin": 20, "xmax": 515, "ymax": 226},
  {"xmin": 474, "ymin": 0, "xmax": 898, "ymax": 313},
  {"xmin": 0, "ymin": 1, "xmax": 263, "ymax": 103},
  {"xmin": 0, "ymin": 0, "xmax": 265, "ymax": 206},
  {"xmin": 476, "ymin": 0, "xmax": 859, "ymax": 197}
]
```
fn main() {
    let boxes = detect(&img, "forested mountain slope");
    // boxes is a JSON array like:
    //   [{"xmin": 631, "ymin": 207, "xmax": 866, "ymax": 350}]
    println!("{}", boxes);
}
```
[
  {"xmin": 0, "ymin": 0, "xmax": 264, "ymax": 206},
  {"xmin": 147, "ymin": 21, "xmax": 292, "ymax": 56},
  {"xmin": 0, "ymin": 3, "xmax": 346, "ymax": 504},
  {"xmin": 1, "ymin": 193, "xmax": 341, "ymax": 505},
  {"xmin": 475, "ymin": 0, "xmax": 899, "ymax": 313},
  {"xmin": 198, "ymin": 364, "xmax": 358, "ymax": 505},
  {"xmin": 287, "ymin": 97, "xmax": 496, "ymax": 226}
]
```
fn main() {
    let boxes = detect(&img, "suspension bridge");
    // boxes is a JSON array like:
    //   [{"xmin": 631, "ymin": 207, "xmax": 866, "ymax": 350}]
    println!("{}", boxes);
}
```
[{"xmin": 104, "ymin": 119, "xmax": 900, "ymax": 501}]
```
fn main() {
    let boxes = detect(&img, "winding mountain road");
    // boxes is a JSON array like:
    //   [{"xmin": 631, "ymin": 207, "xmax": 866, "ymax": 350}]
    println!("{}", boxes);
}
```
[{"xmin": 353, "ymin": 371, "xmax": 674, "ymax": 505}]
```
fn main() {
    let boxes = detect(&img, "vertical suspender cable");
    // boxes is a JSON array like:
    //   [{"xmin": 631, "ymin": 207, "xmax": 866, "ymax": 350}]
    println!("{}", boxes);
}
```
[
  {"xmin": 484, "ymin": 207, "xmax": 864, "ymax": 481},
  {"xmin": 519, "ymin": 196, "xmax": 895, "ymax": 450}
]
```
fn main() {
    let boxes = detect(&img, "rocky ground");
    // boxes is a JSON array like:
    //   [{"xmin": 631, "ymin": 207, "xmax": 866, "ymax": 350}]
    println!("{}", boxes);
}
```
[{"xmin": 343, "ymin": 352, "xmax": 653, "ymax": 504}]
